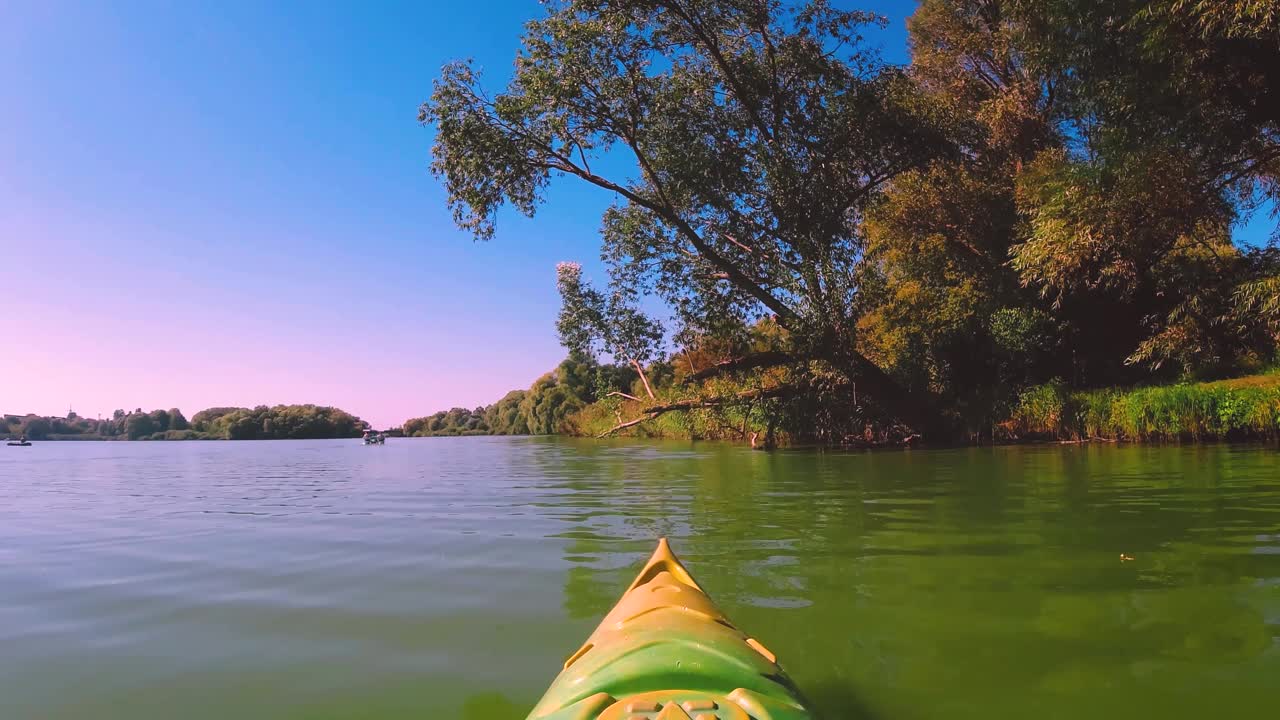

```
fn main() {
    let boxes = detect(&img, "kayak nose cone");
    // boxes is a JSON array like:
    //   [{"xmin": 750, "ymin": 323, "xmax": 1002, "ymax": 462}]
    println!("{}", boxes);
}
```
[{"xmin": 526, "ymin": 539, "xmax": 814, "ymax": 720}]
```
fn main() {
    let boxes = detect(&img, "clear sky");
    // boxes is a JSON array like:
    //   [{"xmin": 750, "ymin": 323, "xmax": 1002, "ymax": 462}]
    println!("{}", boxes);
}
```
[{"xmin": 1, "ymin": 1, "xmax": 1269, "ymax": 428}]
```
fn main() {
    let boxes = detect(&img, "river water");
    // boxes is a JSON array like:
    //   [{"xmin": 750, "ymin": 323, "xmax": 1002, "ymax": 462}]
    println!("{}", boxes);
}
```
[{"xmin": 1, "ymin": 438, "xmax": 1277, "ymax": 719}]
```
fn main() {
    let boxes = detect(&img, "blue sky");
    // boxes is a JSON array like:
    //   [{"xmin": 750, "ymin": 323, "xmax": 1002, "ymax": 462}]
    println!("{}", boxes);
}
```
[
  {"xmin": 0, "ymin": 1, "xmax": 613, "ymax": 427},
  {"xmin": 0, "ymin": 0, "xmax": 914, "ymax": 427},
  {"xmin": 0, "ymin": 1, "xmax": 1270, "ymax": 428}
]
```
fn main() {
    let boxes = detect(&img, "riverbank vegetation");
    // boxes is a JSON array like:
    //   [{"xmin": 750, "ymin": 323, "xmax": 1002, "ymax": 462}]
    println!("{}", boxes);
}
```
[
  {"xmin": 401, "ymin": 356, "xmax": 638, "ymax": 437},
  {"xmin": 3, "ymin": 405, "xmax": 367, "ymax": 441},
  {"xmin": 1009, "ymin": 372, "xmax": 1280, "ymax": 442},
  {"xmin": 420, "ymin": 0, "xmax": 1280, "ymax": 445}
]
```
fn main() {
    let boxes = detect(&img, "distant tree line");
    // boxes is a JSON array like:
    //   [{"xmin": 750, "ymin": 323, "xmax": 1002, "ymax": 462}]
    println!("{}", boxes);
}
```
[
  {"xmin": 3, "ymin": 405, "xmax": 367, "ymax": 441},
  {"xmin": 188, "ymin": 405, "xmax": 367, "ymax": 440},
  {"xmin": 2, "ymin": 408, "xmax": 189, "ymax": 441},
  {"xmin": 401, "ymin": 355, "xmax": 639, "ymax": 437}
]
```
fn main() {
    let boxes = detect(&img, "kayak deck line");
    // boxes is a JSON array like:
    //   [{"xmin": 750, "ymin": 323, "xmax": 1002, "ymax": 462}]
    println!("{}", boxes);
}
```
[{"xmin": 527, "ymin": 538, "xmax": 814, "ymax": 720}]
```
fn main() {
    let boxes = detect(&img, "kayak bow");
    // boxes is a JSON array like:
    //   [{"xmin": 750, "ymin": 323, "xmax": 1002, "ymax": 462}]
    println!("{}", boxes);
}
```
[{"xmin": 527, "ymin": 538, "xmax": 814, "ymax": 720}]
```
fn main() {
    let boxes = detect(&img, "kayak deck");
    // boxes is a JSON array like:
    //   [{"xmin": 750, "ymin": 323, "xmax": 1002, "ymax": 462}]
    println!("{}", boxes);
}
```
[{"xmin": 527, "ymin": 538, "xmax": 813, "ymax": 720}]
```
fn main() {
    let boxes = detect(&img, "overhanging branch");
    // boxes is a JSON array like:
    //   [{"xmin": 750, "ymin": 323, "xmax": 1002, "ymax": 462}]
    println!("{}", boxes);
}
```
[
  {"xmin": 684, "ymin": 350, "xmax": 795, "ymax": 383},
  {"xmin": 596, "ymin": 384, "xmax": 798, "ymax": 437}
]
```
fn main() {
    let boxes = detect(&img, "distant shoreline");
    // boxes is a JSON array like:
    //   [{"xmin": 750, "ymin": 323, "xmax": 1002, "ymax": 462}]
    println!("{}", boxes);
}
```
[
  {"xmin": 24, "ymin": 434, "xmax": 367, "ymax": 442},
  {"xmin": 4, "ymin": 404, "xmax": 372, "ymax": 443}
]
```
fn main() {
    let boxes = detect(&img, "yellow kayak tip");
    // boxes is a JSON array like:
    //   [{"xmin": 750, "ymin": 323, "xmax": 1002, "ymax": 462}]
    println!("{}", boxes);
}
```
[{"xmin": 526, "ymin": 538, "xmax": 815, "ymax": 720}]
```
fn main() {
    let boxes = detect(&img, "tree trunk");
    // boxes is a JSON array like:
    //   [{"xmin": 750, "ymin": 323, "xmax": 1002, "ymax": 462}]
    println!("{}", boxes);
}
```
[
  {"xmin": 683, "ymin": 350, "xmax": 697, "ymax": 374},
  {"xmin": 816, "ymin": 340, "xmax": 946, "ymax": 441},
  {"xmin": 848, "ymin": 354, "xmax": 944, "ymax": 438},
  {"xmin": 631, "ymin": 359, "xmax": 656, "ymax": 399}
]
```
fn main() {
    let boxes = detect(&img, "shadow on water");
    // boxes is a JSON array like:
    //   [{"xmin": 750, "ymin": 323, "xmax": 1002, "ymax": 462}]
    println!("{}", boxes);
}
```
[
  {"xmin": 805, "ymin": 681, "xmax": 881, "ymax": 720},
  {"xmin": 536, "ymin": 442, "xmax": 1280, "ymax": 720},
  {"xmin": 461, "ymin": 692, "xmax": 524, "ymax": 720}
]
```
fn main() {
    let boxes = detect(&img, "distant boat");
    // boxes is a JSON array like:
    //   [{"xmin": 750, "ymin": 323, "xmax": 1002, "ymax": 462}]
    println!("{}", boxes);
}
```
[
  {"xmin": 7, "ymin": 438, "xmax": 32, "ymax": 447},
  {"xmin": 362, "ymin": 431, "xmax": 385, "ymax": 445}
]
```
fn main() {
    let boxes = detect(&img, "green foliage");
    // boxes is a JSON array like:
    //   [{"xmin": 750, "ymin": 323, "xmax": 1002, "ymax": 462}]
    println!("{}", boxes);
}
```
[
  {"xmin": 484, "ymin": 390, "xmax": 530, "ymax": 435},
  {"xmin": 1011, "ymin": 149, "xmax": 1230, "ymax": 300},
  {"xmin": 518, "ymin": 373, "xmax": 583, "ymax": 435},
  {"xmin": 1234, "ymin": 266, "xmax": 1280, "ymax": 333},
  {"xmin": 1016, "ymin": 0, "xmax": 1280, "ymax": 176},
  {"xmin": 17, "ymin": 416, "xmax": 52, "ymax": 440},
  {"xmin": 989, "ymin": 307, "xmax": 1056, "ymax": 357},
  {"xmin": 855, "ymin": 0, "xmax": 1279, "ymax": 438},
  {"xmin": 122, "ymin": 413, "xmax": 150, "ymax": 439},
  {"xmin": 403, "ymin": 407, "xmax": 491, "ymax": 437},
  {"xmin": 856, "ymin": 0, "xmax": 1066, "ymax": 435},
  {"xmin": 518, "ymin": 356, "xmax": 603, "ymax": 434},
  {"xmin": 237, "ymin": 406, "xmax": 357, "ymax": 440},
  {"xmin": 556, "ymin": 262, "xmax": 663, "ymax": 378},
  {"xmin": 401, "ymin": 355, "xmax": 635, "ymax": 437},
  {"xmin": 1010, "ymin": 380, "xmax": 1072, "ymax": 437},
  {"xmin": 1010, "ymin": 373, "xmax": 1280, "ymax": 441},
  {"xmin": 1006, "ymin": 0, "xmax": 1280, "ymax": 370},
  {"xmin": 3, "ymin": 405, "xmax": 364, "ymax": 441},
  {"xmin": 565, "ymin": 317, "xmax": 847, "ymax": 445},
  {"xmin": 1158, "ymin": 0, "xmax": 1279, "ymax": 39},
  {"xmin": 422, "ymin": 0, "xmax": 954, "ymax": 432},
  {"xmin": 569, "ymin": 380, "xmax": 777, "ymax": 443},
  {"xmin": 413, "ymin": 0, "xmax": 1280, "ymax": 443},
  {"xmin": 185, "ymin": 405, "xmax": 367, "ymax": 440},
  {"xmin": 190, "ymin": 407, "xmax": 244, "ymax": 433},
  {"xmin": 146, "ymin": 430, "xmax": 206, "ymax": 441}
]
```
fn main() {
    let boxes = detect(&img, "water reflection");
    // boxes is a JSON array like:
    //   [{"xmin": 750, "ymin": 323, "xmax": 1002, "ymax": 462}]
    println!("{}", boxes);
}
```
[
  {"xmin": 545, "ymin": 442, "xmax": 1280, "ymax": 720},
  {"xmin": 0, "ymin": 440, "xmax": 1276, "ymax": 720}
]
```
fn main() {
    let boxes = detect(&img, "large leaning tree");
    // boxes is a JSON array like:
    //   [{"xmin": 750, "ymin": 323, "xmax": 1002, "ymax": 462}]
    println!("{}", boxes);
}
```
[{"xmin": 421, "ymin": 0, "xmax": 953, "ymax": 435}]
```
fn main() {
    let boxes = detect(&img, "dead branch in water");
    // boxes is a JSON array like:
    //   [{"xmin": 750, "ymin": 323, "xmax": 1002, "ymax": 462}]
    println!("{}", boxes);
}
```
[
  {"xmin": 596, "ymin": 384, "xmax": 799, "ymax": 438},
  {"xmin": 597, "ymin": 415, "xmax": 654, "ymax": 436}
]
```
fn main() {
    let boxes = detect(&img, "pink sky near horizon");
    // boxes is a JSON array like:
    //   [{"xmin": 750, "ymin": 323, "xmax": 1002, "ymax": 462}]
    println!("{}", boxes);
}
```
[
  {"xmin": 0, "ymin": 1, "xmax": 628, "ymax": 429},
  {"xmin": 2, "ymin": 208, "xmax": 577, "ymax": 428}
]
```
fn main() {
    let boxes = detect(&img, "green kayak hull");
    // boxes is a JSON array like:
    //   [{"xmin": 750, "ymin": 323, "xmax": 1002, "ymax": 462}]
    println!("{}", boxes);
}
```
[{"xmin": 526, "ymin": 539, "xmax": 815, "ymax": 720}]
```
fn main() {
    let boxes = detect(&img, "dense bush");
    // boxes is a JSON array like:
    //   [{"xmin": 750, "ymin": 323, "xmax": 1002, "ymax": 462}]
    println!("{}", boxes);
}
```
[{"xmin": 193, "ymin": 405, "xmax": 366, "ymax": 440}]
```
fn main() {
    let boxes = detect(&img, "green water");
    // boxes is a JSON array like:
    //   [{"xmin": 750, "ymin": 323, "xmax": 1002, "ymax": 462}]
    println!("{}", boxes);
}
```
[{"xmin": 1, "ymin": 439, "xmax": 1277, "ymax": 719}]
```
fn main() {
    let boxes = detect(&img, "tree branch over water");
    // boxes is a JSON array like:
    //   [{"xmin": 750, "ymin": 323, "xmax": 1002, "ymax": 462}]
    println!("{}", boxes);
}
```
[{"xmin": 597, "ymin": 384, "xmax": 799, "ymax": 438}]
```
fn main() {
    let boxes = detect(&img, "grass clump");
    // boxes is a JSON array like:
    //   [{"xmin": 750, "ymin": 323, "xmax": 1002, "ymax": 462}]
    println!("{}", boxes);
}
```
[{"xmin": 1011, "ymin": 372, "xmax": 1280, "ymax": 441}]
